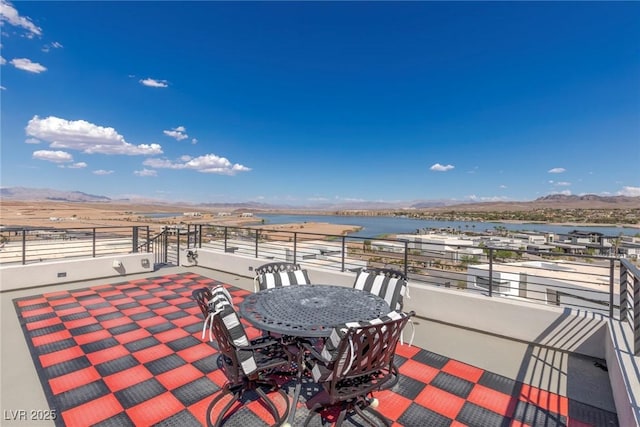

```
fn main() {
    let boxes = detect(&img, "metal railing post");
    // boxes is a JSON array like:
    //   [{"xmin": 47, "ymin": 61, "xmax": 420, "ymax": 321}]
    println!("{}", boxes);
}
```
[
  {"xmin": 488, "ymin": 247, "xmax": 494, "ymax": 297},
  {"xmin": 198, "ymin": 224, "xmax": 203, "ymax": 248},
  {"xmin": 132, "ymin": 226, "xmax": 139, "ymax": 253},
  {"xmin": 621, "ymin": 263, "xmax": 630, "ymax": 322},
  {"xmin": 146, "ymin": 226, "xmax": 150, "ymax": 252},
  {"xmin": 403, "ymin": 241, "xmax": 409, "ymax": 277},
  {"xmin": 609, "ymin": 259, "xmax": 615, "ymax": 318},
  {"xmin": 176, "ymin": 228, "xmax": 180, "ymax": 266},
  {"xmin": 293, "ymin": 232, "xmax": 298, "ymax": 264},
  {"xmin": 22, "ymin": 229, "xmax": 26, "ymax": 265},
  {"xmin": 92, "ymin": 228, "xmax": 96, "ymax": 258},
  {"xmin": 634, "ymin": 273, "xmax": 640, "ymax": 355},
  {"xmin": 255, "ymin": 229, "xmax": 259, "ymax": 258},
  {"xmin": 224, "ymin": 227, "xmax": 228, "ymax": 252},
  {"xmin": 341, "ymin": 236, "xmax": 346, "ymax": 272}
]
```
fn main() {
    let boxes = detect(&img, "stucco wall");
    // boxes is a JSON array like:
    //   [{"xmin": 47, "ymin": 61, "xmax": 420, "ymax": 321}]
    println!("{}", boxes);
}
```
[{"xmin": 0, "ymin": 253, "xmax": 154, "ymax": 292}]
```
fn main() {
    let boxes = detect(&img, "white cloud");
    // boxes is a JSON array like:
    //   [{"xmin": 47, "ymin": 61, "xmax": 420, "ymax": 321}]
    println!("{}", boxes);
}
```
[
  {"xmin": 191, "ymin": 138, "xmax": 198, "ymax": 145},
  {"xmin": 10, "ymin": 57, "xmax": 46, "ymax": 73},
  {"xmin": 32, "ymin": 149, "xmax": 73, "ymax": 163},
  {"xmin": 134, "ymin": 168, "xmax": 157, "ymax": 177},
  {"xmin": 67, "ymin": 162, "xmax": 87, "ymax": 169},
  {"xmin": 618, "ymin": 186, "xmax": 640, "ymax": 197},
  {"xmin": 93, "ymin": 169, "xmax": 114, "ymax": 175},
  {"xmin": 430, "ymin": 163, "xmax": 455, "ymax": 172},
  {"xmin": 25, "ymin": 116, "xmax": 163, "ymax": 156},
  {"xmin": 555, "ymin": 181, "xmax": 571, "ymax": 187},
  {"xmin": 0, "ymin": 55, "xmax": 5, "ymax": 65},
  {"xmin": 0, "ymin": 85, "xmax": 5, "ymax": 90},
  {"xmin": 163, "ymin": 126, "xmax": 188, "ymax": 141},
  {"xmin": 143, "ymin": 154, "xmax": 251, "ymax": 175},
  {"xmin": 548, "ymin": 167, "xmax": 566, "ymax": 174},
  {"xmin": 140, "ymin": 78, "xmax": 168, "ymax": 88},
  {"xmin": 0, "ymin": 0, "xmax": 42, "ymax": 36},
  {"xmin": 25, "ymin": 137, "xmax": 40, "ymax": 144},
  {"xmin": 499, "ymin": 185, "xmax": 507, "ymax": 189}
]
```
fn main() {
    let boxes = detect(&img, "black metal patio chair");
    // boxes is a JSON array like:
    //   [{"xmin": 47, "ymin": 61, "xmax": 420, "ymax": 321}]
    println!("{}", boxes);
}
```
[
  {"xmin": 302, "ymin": 310, "xmax": 415, "ymax": 426},
  {"xmin": 352, "ymin": 268, "xmax": 409, "ymax": 311},
  {"xmin": 205, "ymin": 303, "xmax": 292, "ymax": 427},
  {"xmin": 254, "ymin": 262, "xmax": 311, "ymax": 292}
]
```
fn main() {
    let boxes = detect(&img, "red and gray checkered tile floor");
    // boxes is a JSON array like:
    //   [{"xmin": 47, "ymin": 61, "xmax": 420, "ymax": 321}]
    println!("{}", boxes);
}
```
[{"xmin": 13, "ymin": 272, "xmax": 619, "ymax": 426}]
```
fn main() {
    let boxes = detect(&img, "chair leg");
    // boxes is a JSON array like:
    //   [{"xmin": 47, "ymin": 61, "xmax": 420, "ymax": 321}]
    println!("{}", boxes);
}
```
[
  {"xmin": 255, "ymin": 386, "xmax": 290, "ymax": 426},
  {"xmin": 206, "ymin": 385, "xmax": 241, "ymax": 427},
  {"xmin": 355, "ymin": 404, "xmax": 391, "ymax": 427}
]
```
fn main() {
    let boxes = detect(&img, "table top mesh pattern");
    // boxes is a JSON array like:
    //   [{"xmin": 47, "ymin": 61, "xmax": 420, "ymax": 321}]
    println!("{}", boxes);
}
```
[{"xmin": 240, "ymin": 284, "xmax": 390, "ymax": 337}]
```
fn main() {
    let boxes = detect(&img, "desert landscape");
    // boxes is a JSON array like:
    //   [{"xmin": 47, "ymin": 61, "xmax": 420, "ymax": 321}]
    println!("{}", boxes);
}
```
[{"xmin": 0, "ymin": 200, "xmax": 362, "ymax": 236}]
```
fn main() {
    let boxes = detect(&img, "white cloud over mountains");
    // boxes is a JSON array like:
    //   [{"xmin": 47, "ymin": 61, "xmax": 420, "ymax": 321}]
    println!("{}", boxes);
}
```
[
  {"xmin": 26, "ymin": 116, "xmax": 163, "ymax": 156},
  {"xmin": 143, "ymin": 154, "xmax": 251, "ymax": 175},
  {"xmin": 0, "ymin": 0, "xmax": 42, "ymax": 36},
  {"xmin": 10, "ymin": 58, "xmax": 46, "ymax": 73}
]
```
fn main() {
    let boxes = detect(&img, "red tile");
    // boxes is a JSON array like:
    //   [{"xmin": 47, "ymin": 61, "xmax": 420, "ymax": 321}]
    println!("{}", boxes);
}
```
[
  {"xmin": 114, "ymin": 328, "xmax": 151, "ymax": 345},
  {"xmin": 61, "ymin": 394, "xmax": 124, "ymax": 426},
  {"xmin": 120, "ymin": 306, "xmax": 149, "ymax": 316},
  {"xmin": 187, "ymin": 392, "xmax": 212, "ymax": 426},
  {"xmin": 39, "ymin": 346, "xmax": 84, "ymax": 368},
  {"xmin": 32, "ymin": 330, "xmax": 73, "ymax": 347},
  {"xmin": 398, "ymin": 359, "xmax": 439, "ymax": 384},
  {"xmin": 154, "ymin": 328, "xmax": 189, "ymax": 344},
  {"xmin": 245, "ymin": 389, "xmax": 289, "ymax": 423},
  {"xmin": 467, "ymin": 384, "xmax": 517, "ymax": 417},
  {"xmin": 442, "ymin": 360, "xmax": 484, "ymax": 383},
  {"xmin": 137, "ymin": 315, "xmax": 167, "ymax": 328},
  {"xmin": 133, "ymin": 344, "xmax": 173, "ymax": 364},
  {"xmin": 49, "ymin": 366, "xmax": 101, "ymax": 394},
  {"xmin": 49, "ymin": 297, "xmax": 77, "ymax": 307},
  {"xmin": 156, "ymin": 364, "xmax": 203, "ymax": 390},
  {"xmin": 395, "ymin": 343, "xmax": 420, "ymax": 358},
  {"xmin": 22, "ymin": 306, "xmax": 54, "ymax": 317},
  {"xmin": 90, "ymin": 306, "xmax": 119, "ymax": 316},
  {"xmin": 520, "ymin": 384, "xmax": 568, "ymax": 416},
  {"xmin": 26, "ymin": 317, "xmax": 62, "ymax": 331},
  {"xmin": 372, "ymin": 390, "xmax": 413, "ymax": 421},
  {"xmin": 78, "ymin": 297, "xmax": 106, "ymax": 307},
  {"xmin": 86, "ymin": 345, "xmax": 129, "ymax": 365},
  {"xmin": 73, "ymin": 329, "xmax": 112, "ymax": 345},
  {"xmin": 126, "ymin": 392, "xmax": 184, "ymax": 426},
  {"xmin": 451, "ymin": 421, "xmax": 470, "ymax": 427},
  {"xmin": 139, "ymin": 297, "xmax": 164, "ymax": 306},
  {"xmin": 17, "ymin": 297, "xmax": 47, "ymax": 307},
  {"xmin": 56, "ymin": 306, "xmax": 86, "ymax": 317},
  {"xmin": 172, "ymin": 315, "xmax": 200, "ymax": 328},
  {"xmin": 207, "ymin": 370, "xmax": 229, "ymax": 388},
  {"xmin": 177, "ymin": 342, "xmax": 217, "ymax": 363},
  {"xmin": 63, "ymin": 316, "xmax": 99, "ymax": 330},
  {"xmin": 101, "ymin": 316, "xmax": 133, "ymax": 329},
  {"xmin": 414, "ymin": 385, "xmax": 465, "ymax": 420},
  {"xmin": 154, "ymin": 306, "xmax": 180, "ymax": 316},
  {"xmin": 104, "ymin": 365, "xmax": 153, "ymax": 392}
]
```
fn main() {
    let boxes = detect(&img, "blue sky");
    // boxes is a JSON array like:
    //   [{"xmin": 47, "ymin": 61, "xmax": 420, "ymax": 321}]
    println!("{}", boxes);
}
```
[{"xmin": 1, "ymin": 1, "xmax": 639, "ymax": 206}]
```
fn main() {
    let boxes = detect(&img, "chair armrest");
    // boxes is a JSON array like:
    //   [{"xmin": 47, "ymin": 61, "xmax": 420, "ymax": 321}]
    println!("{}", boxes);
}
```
[
  {"xmin": 242, "ymin": 336, "xmax": 283, "ymax": 351},
  {"xmin": 301, "ymin": 340, "xmax": 333, "ymax": 363}
]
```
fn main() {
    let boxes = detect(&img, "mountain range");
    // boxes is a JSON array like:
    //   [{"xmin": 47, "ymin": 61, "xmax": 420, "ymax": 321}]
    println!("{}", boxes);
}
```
[{"xmin": 1, "ymin": 186, "xmax": 638, "ymax": 211}]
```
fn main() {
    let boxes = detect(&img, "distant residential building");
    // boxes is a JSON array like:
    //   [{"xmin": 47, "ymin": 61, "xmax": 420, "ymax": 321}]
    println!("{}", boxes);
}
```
[{"xmin": 183, "ymin": 212, "xmax": 202, "ymax": 217}]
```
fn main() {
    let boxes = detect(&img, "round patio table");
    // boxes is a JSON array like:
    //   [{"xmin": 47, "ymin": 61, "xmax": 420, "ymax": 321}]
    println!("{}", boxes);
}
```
[{"xmin": 239, "ymin": 284, "xmax": 390, "ymax": 338}]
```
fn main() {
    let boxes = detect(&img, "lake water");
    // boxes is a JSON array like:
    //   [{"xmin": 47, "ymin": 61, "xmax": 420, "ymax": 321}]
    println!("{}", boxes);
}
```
[{"xmin": 257, "ymin": 214, "xmax": 639, "ymax": 238}]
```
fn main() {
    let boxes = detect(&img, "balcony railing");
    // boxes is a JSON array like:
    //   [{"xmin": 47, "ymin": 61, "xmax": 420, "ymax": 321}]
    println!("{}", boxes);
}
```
[
  {"xmin": 2, "ymin": 223, "xmax": 639, "ymax": 355},
  {"xmin": 0, "ymin": 226, "xmax": 152, "ymax": 265}
]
